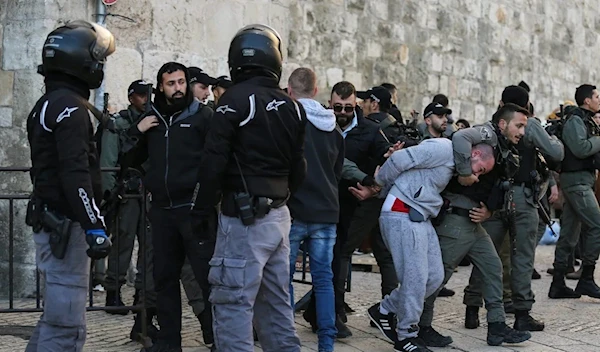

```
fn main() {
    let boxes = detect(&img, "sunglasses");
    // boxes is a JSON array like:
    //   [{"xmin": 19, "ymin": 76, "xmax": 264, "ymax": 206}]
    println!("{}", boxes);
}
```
[{"xmin": 332, "ymin": 104, "xmax": 355, "ymax": 113}]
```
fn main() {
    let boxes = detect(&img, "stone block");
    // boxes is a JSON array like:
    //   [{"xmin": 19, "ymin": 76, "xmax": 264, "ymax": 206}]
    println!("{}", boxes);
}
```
[
  {"xmin": 288, "ymin": 32, "xmax": 311, "ymax": 61},
  {"xmin": 442, "ymin": 54, "xmax": 454, "ymax": 75},
  {"xmin": 347, "ymin": 0, "xmax": 366, "ymax": 12},
  {"xmin": 399, "ymin": 44, "xmax": 410, "ymax": 65},
  {"xmin": 474, "ymin": 104, "xmax": 487, "ymax": 124},
  {"xmin": 326, "ymin": 67, "xmax": 344, "ymax": 88},
  {"xmin": 0, "ymin": 24, "xmax": 3, "ymax": 60},
  {"xmin": 341, "ymin": 12, "xmax": 359, "ymax": 35},
  {"xmin": 0, "ymin": 0, "xmax": 5, "ymax": 21},
  {"xmin": 5, "ymin": 0, "xmax": 48, "ymax": 21},
  {"xmin": 12, "ymin": 70, "xmax": 44, "ymax": 130},
  {"xmin": 0, "ymin": 70, "xmax": 14, "ymax": 106},
  {"xmin": 431, "ymin": 53, "xmax": 443, "ymax": 72},
  {"xmin": 340, "ymin": 39, "xmax": 357, "ymax": 67},
  {"xmin": 268, "ymin": 2, "xmax": 292, "ymax": 52},
  {"xmin": 439, "ymin": 75, "xmax": 449, "ymax": 95},
  {"xmin": 2, "ymin": 19, "xmax": 57, "ymax": 70},
  {"xmin": 427, "ymin": 74, "xmax": 439, "ymax": 93},
  {"xmin": 104, "ymin": 48, "xmax": 143, "ymax": 112},
  {"xmin": 345, "ymin": 70, "xmax": 363, "ymax": 91},
  {"xmin": 367, "ymin": 42, "xmax": 382, "ymax": 58},
  {"xmin": 368, "ymin": 0, "xmax": 389, "ymax": 21},
  {"xmin": 0, "ymin": 107, "xmax": 12, "ymax": 127},
  {"xmin": 244, "ymin": 0, "xmax": 270, "ymax": 27},
  {"xmin": 107, "ymin": 0, "xmax": 154, "ymax": 49},
  {"xmin": 392, "ymin": 24, "xmax": 405, "ymax": 41}
]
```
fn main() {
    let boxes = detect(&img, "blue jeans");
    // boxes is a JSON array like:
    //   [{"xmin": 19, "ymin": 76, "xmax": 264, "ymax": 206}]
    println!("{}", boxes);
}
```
[{"xmin": 289, "ymin": 221, "xmax": 337, "ymax": 352}]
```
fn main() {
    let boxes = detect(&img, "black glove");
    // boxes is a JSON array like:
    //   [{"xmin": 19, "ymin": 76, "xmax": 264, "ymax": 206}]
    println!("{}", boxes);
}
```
[
  {"xmin": 361, "ymin": 175, "xmax": 375, "ymax": 187},
  {"xmin": 85, "ymin": 229, "xmax": 112, "ymax": 259}
]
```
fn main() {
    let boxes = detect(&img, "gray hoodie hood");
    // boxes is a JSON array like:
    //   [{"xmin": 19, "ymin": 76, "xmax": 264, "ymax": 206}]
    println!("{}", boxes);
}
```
[{"xmin": 298, "ymin": 98, "xmax": 336, "ymax": 132}]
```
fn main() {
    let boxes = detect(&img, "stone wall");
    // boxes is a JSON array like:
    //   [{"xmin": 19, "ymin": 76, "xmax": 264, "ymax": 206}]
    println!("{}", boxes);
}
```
[{"xmin": 1, "ymin": 0, "xmax": 600, "ymax": 297}]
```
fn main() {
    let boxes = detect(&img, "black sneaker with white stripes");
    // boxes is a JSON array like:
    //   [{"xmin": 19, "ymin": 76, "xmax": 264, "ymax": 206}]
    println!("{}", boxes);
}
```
[
  {"xmin": 367, "ymin": 303, "xmax": 397, "ymax": 343},
  {"xmin": 394, "ymin": 337, "xmax": 433, "ymax": 352}
]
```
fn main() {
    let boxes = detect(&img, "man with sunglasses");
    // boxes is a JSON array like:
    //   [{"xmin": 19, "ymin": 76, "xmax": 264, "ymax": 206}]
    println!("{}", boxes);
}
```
[{"xmin": 302, "ymin": 81, "xmax": 393, "ymax": 337}]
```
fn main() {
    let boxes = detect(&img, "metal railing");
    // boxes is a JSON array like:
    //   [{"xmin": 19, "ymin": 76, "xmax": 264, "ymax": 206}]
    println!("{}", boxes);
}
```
[{"xmin": 0, "ymin": 166, "xmax": 151, "ymax": 344}]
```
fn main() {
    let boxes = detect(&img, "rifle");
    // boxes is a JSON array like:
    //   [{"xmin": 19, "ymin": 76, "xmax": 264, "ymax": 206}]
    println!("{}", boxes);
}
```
[
  {"xmin": 530, "ymin": 170, "xmax": 557, "ymax": 237},
  {"xmin": 500, "ymin": 180, "xmax": 517, "ymax": 255}
]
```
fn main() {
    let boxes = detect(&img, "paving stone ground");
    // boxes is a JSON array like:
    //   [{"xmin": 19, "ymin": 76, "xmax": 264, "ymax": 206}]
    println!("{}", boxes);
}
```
[{"xmin": 1, "ymin": 245, "xmax": 600, "ymax": 351}]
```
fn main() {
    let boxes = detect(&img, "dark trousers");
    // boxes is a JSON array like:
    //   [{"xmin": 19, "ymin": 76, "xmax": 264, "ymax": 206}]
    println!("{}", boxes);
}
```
[
  {"xmin": 149, "ymin": 206, "xmax": 215, "ymax": 347},
  {"xmin": 331, "ymin": 194, "xmax": 359, "ymax": 314}
]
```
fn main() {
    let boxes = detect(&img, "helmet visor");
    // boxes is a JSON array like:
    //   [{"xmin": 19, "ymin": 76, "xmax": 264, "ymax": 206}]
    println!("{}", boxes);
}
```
[{"xmin": 90, "ymin": 23, "xmax": 115, "ymax": 61}]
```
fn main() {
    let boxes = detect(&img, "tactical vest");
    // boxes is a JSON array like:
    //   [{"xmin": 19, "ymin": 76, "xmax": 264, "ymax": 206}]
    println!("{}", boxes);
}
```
[
  {"xmin": 561, "ymin": 108, "xmax": 596, "ymax": 173},
  {"xmin": 513, "ymin": 139, "xmax": 536, "ymax": 184}
]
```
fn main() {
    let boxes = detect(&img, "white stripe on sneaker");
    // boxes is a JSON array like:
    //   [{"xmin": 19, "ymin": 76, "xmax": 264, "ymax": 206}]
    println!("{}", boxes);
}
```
[{"xmin": 403, "ymin": 342, "xmax": 418, "ymax": 352}]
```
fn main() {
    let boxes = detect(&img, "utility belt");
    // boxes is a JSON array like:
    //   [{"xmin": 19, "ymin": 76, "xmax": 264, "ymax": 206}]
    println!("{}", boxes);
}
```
[
  {"xmin": 25, "ymin": 196, "xmax": 72, "ymax": 259},
  {"xmin": 447, "ymin": 207, "xmax": 471, "ymax": 217},
  {"xmin": 221, "ymin": 191, "xmax": 287, "ymax": 226},
  {"xmin": 433, "ymin": 199, "xmax": 471, "ymax": 226}
]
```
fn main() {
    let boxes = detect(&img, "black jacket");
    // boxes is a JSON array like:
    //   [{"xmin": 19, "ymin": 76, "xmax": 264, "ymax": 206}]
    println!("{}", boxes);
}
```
[
  {"xmin": 124, "ymin": 99, "xmax": 213, "ymax": 209},
  {"xmin": 288, "ymin": 103, "xmax": 345, "ymax": 224},
  {"xmin": 342, "ymin": 112, "xmax": 390, "ymax": 184},
  {"xmin": 27, "ymin": 76, "xmax": 104, "ymax": 231},
  {"xmin": 195, "ymin": 76, "xmax": 307, "ymax": 213}
]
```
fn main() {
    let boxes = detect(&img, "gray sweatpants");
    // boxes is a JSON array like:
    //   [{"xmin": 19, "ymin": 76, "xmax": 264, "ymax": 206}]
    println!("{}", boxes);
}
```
[
  {"xmin": 209, "ymin": 206, "xmax": 301, "ymax": 352},
  {"xmin": 379, "ymin": 211, "xmax": 444, "ymax": 340},
  {"xmin": 26, "ymin": 223, "xmax": 91, "ymax": 352}
]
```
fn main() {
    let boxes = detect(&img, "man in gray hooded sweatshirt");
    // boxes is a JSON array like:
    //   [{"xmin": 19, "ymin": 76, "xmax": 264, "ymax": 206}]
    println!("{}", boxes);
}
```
[
  {"xmin": 286, "ymin": 67, "xmax": 345, "ymax": 352},
  {"xmin": 352, "ymin": 138, "xmax": 496, "ymax": 352}
]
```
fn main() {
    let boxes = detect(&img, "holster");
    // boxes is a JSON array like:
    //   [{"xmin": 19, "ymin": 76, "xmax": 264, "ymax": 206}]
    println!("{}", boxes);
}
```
[
  {"xmin": 431, "ymin": 198, "xmax": 450, "ymax": 226},
  {"xmin": 221, "ymin": 192, "xmax": 286, "ymax": 226},
  {"xmin": 26, "ymin": 197, "xmax": 73, "ymax": 259}
]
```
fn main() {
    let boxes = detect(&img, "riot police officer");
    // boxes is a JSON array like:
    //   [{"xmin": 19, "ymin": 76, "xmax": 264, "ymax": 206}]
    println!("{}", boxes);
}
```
[
  {"xmin": 25, "ymin": 20, "xmax": 115, "ymax": 351},
  {"xmin": 464, "ymin": 86, "xmax": 564, "ymax": 332},
  {"xmin": 194, "ymin": 24, "xmax": 305, "ymax": 352},
  {"xmin": 550, "ymin": 84, "xmax": 600, "ymax": 299}
]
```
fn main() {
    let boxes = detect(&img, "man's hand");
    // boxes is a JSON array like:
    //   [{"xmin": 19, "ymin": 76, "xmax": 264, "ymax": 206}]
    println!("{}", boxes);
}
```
[
  {"xmin": 549, "ymin": 185, "xmax": 559, "ymax": 204},
  {"xmin": 458, "ymin": 174, "xmax": 479, "ymax": 186},
  {"xmin": 469, "ymin": 202, "xmax": 491, "ymax": 223},
  {"xmin": 349, "ymin": 182, "xmax": 378, "ymax": 201},
  {"xmin": 384, "ymin": 142, "xmax": 405, "ymax": 158},
  {"xmin": 137, "ymin": 115, "xmax": 159, "ymax": 133}
]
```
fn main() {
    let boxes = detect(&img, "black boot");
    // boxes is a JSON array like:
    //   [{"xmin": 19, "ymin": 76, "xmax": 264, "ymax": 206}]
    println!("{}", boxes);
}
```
[
  {"xmin": 531, "ymin": 268, "xmax": 541, "ymax": 280},
  {"xmin": 418, "ymin": 325, "xmax": 453, "ymax": 347},
  {"xmin": 437, "ymin": 287, "xmax": 455, "ymax": 297},
  {"xmin": 575, "ymin": 265, "xmax": 600, "ymax": 298},
  {"xmin": 548, "ymin": 268, "xmax": 581, "ymax": 299},
  {"xmin": 514, "ymin": 310, "xmax": 545, "ymax": 331},
  {"xmin": 302, "ymin": 297, "xmax": 318, "ymax": 333},
  {"xmin": 487, "ymin": 322, "xmax": 531, "ymax": 346},
  {"xmin": 197, "ymin": 310, "xmax": 213, "ymax": 345},
  {"xmin": 130, "ymin": 308, "xmax": 159, "ymax": 344},
  {"xmin": 336, "ymin": 314, "xmax": 352, "ymax": 338},
  {"xmin": 464, "ymin": 306, "xmax": 479, "ymax": 329},
  {"xmin": 105, "ymin": 289, "xmax": 129, "ymax": 315}
]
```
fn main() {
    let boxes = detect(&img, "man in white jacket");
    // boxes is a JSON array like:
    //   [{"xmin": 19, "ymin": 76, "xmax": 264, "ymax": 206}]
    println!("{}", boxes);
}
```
[
  {"xmin": 286, "ymin": 67, "xmax": 345, "ymax": 352},
  {"xmin": 351, "ymin": 138, "xmax": 496, "ymax": 352}
]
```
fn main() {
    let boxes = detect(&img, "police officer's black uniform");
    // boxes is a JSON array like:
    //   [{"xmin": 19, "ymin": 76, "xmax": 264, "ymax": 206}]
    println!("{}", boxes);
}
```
[
  {"xmin": 194, "ymin": 24, "xmax": 305, "ymax": 352},
  {"xmin": 25, "ymin": 20, "xmax": 115, "ymax": 352}
]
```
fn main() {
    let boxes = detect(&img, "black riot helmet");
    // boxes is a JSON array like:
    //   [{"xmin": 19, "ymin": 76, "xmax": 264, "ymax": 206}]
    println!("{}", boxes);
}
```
[
  {"xmin": 228, "ymin": 24, "xmax": 283, "ymax": 84},
  {"xmin": 37, "ymin": 20, "xmax": 116, "ymax": 89}
]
